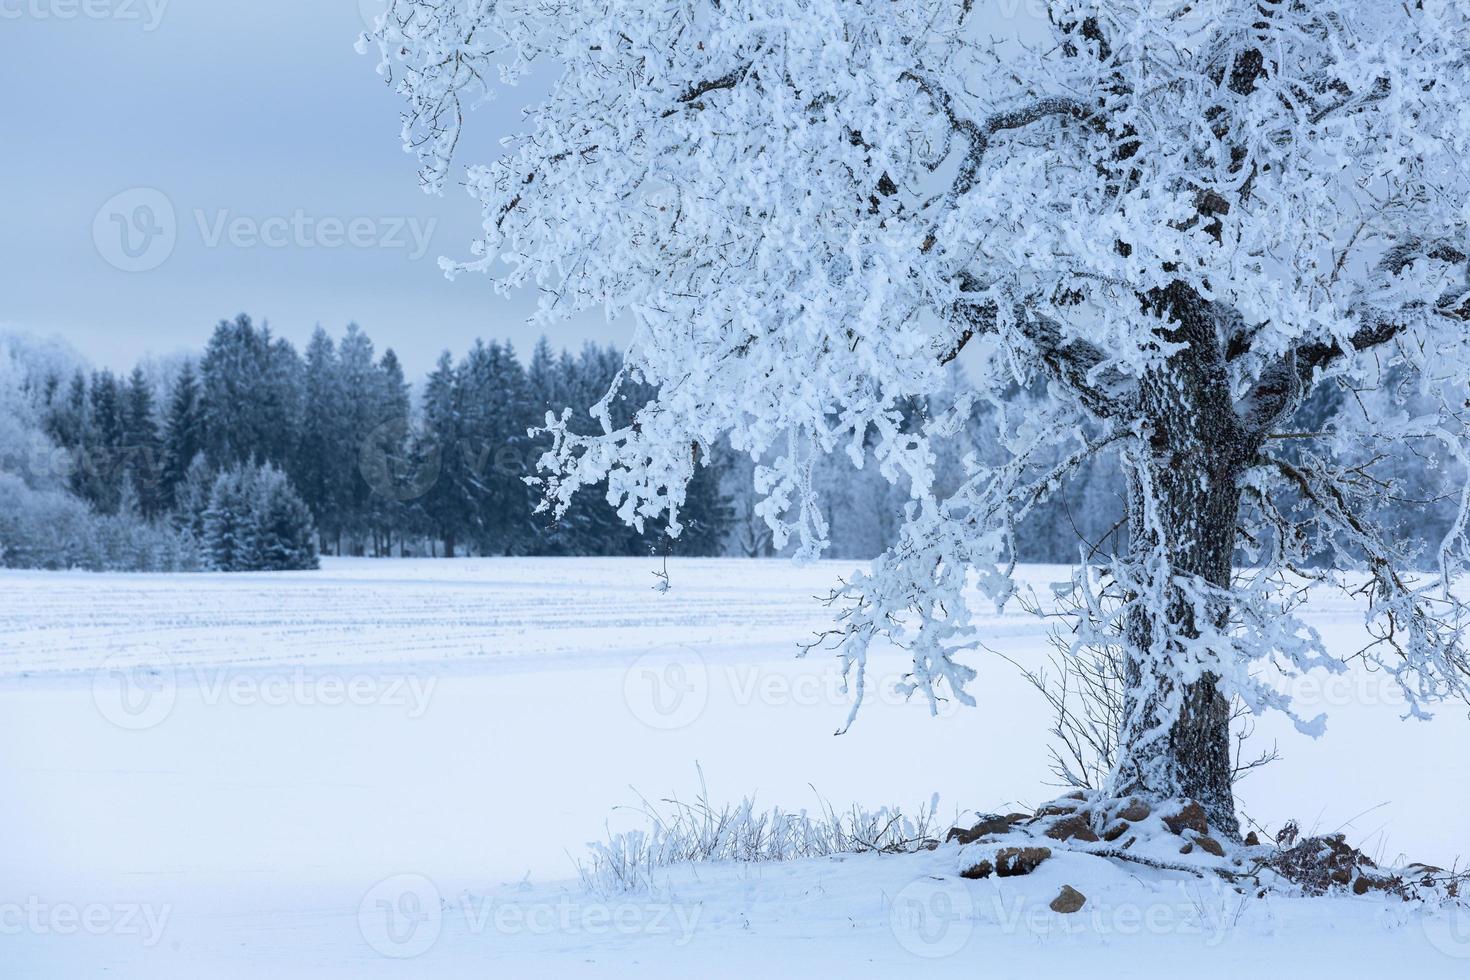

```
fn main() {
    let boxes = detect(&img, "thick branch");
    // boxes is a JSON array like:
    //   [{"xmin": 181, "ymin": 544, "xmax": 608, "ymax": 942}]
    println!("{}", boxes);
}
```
[
  {"xmin": 902, "ymin": 71, "xmax": 1095, "ymax": 205},
  {"xmin": 944, "ymin": 279, "xmax": 1127, "ymax": 418},
  {"xmin": 661, "ymin": 65, "xmax": 752, "ymax": 117}
]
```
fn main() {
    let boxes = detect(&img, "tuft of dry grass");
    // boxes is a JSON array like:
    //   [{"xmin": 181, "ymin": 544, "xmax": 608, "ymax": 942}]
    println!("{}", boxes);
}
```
[{"xmin": 577, "ymin": 767, "xmax": 945, "ymax": 894}]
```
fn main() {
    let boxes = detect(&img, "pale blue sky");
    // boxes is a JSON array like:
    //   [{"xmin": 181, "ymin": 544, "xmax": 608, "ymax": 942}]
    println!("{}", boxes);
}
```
[{"xmin": 1, "ymin": 1, "xmax": 616, "ymax": 377}]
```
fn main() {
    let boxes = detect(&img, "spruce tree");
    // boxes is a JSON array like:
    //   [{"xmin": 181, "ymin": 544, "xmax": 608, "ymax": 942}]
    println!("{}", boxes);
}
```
[
  {"xmin": 296, "ymin": 327, "xmax": 344, "ymax": 550},
  {"xmin": 418, "ymin": 350, "xmax": 466, "ymax": 557},
  {"xmin": 122, "ymin": 366, "xmax": 163, "ymax": 517},
  {"xmin": 159, "ymin": 360, "xmax": 205, "ymax": 514},
  {"xmin": 251, "ymin": 463, "xmax": 320, "ymax": 571},
  {"xmin": 203, "ymin": 465, "xmax": 255, "ymax": 571}
]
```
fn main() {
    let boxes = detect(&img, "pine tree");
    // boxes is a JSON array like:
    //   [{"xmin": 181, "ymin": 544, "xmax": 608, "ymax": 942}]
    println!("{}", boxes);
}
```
[
  {"xmin": 122, "ymin": 366, "xmax": 164, "ymax": 517},
  {"xmin": 418, "ymin": 350, "xmax": 466, "ymax": 557},
  {"xmin": 367, "ymin": 347, "xmax": 413, "ymax": 555},
  {"xmin": 198, "ymin": 314, "xmax": 303, "ymax": 471},
  {"xmin": 296, "ymin": 327, "xmax": 344, "ymax": 550},
  {"xmin": 252, "ymin": 463, "xmax": 320, "ymax": 571},
  {"xmin": 203, "ymin": 465, "xmax": 256, "ymax": 571},
  {"xmin": 81, "ymin": 370, "xmax": 126, "ymax": 513},
  {"xmin": 335, "ymin": 323, "xmax": 380, "ymax": 552},
  {"xmin": 201, "ymin": 461, "xmax": 317, "ymax": 571},
  {"xmin": 173, "ymin": 452, "xmax": 214, "ymax": 538},
  {"xmin": 159, "ymin": 360, "xmax": 205, "ymax": 513}
]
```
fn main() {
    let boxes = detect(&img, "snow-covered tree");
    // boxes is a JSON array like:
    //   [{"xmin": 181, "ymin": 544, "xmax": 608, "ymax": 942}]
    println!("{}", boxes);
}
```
[
  {"xmin": 203, "ymin": 461, "xmax": 318, "ymax": 572},
  {"xmin": 159, "ymin": 359, "xmax": 206, "ymax": 513},
  {"xmin": 365, "ymin": 0, "xmax": 1470, "ymax": 833}
]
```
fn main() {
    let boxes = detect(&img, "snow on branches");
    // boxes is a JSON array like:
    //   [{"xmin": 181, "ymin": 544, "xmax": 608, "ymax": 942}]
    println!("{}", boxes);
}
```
[{"xmin": 364, "ymin": 1, "xmax": 1470, "ymax": 789}]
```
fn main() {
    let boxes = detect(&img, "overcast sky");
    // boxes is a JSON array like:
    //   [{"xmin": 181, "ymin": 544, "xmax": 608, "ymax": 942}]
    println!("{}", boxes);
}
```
[{"xmin": 2, "ymin": 1, "xmax": 617, "ymax": 379}]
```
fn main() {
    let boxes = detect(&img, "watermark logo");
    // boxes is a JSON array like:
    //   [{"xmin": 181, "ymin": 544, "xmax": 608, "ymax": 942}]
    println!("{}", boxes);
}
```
[
  {"xmin": 92, "ymin": 188, "xmax": 437, "ymax": 271},
  {"xmin": 1424, "ymin": 905, "xmax": 1470, "ymax": 959},
  {"xmin": 622, "ymin": 652, "xmax": 961, "ymax": 731},
  {"xmin": 92, "ymin": 648, "xmax": 177, "ymax": 730},
  {"xmin": 889, "ymin": 876, "xmax": 974, "ymax": 958},
  {"xmin": 91, "ymin": 655, "xmax": 436, "ymax": 730},
  {"xmin": 193, "ymin": 209, "xmax": 436, "ymax": 259},
  {"xmin": 359, "ymin": 874, "xmax": 442, "ymax": 959},
  {"xmin": 360, "ymin": 418, "xmax": 441, "ymax": 502},
  {"xmin": 92, "ymin": 188, "xmax": 176, "ymax": 272},
  {"xmin": 1, "ymin": 0, "xmax": 169, "ymax": 30},
  {"xmin": 623, "ymin": 645, "xmax": 709, "ymax": 730},
  {"xmin": 0, "ymin": 898, "xmax": 171, "ymax": 946}
]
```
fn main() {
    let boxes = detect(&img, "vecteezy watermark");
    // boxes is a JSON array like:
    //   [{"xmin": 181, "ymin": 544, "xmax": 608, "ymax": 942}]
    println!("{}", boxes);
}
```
[
  {"xmin": 92, "ymin": 649, "xmax": 177, "ymax": 731},
  {"xmin": 355, "ymin": 423, "xmax": 547, "ymax": 504},
  {"xmin": 0, "ymin": 898, "xmax": 171, "ymax": 946},
  {"xmin": 359, "ymin": 874, "xmax": 443, "ymax": 959},
  {"xmin": 92, "ymin": 188, "xmax": 176, "ymax": 272},
  {"xmin": 623, "ymin": 645, "xmax": 711, "ymax": 730},
  {"xmin": 193, "ymin": 209, "xmax": 436, "ymax": 259},
  {"xmin": 91, "ymin": 652, "xmax": 437, "ymax": 730},
  {"xmin": 357, "ymin": 874, "xmax": 702, "ymax": 959},
  {"xmin": 1268, "ymin": 668, "xmax": 1412, "ymax": 711},
  {"xmin": 0, "ymin": 0, "xmax": 168, "ymax": 30},
  {"xmin": 92, "ymin": 188, "xmax": 438, "ymax": 271},
  {"xmin": 622, "ymin": 649, "xmax": 962, "ymax": 730},
  {"xmin": 359, "ymin": 418, "xmax": 442, "ymax": 503},
  {"xmin": 889, "ymin": 877, "xmax": 974, "ymax": 958},
  {"xmin": 1424, "ymin": 904, "xmax": 1470, "ymax": 959}
]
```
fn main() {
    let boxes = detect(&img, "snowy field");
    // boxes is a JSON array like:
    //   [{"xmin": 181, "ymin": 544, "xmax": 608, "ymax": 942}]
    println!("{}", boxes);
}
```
[{"xmin": 2, "ymin": 557, "xmax": 1468, "ymax": 976}]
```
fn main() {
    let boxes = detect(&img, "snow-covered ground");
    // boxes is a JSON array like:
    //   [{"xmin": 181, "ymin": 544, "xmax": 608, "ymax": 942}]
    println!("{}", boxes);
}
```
[{"xmin": 1, "ymin": 557, "xmax": 1467, "ymax": 976}]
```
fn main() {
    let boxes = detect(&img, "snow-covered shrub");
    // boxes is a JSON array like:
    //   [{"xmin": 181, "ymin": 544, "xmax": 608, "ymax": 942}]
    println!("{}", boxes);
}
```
[
  {"xmin": 0, "ymin": 472, "xmax": 205, "ymax": 572},
  {"xmin": 578, "ymin": 776, "xmax": 943, "ymax": 894},
  {"xmin": 203, "ymin": 462, "xmax": 319, "ymax": 571}
]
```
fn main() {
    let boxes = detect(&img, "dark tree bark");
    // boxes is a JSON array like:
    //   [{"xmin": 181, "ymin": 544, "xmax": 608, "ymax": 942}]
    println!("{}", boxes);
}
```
[{"xmin": 1113, "ymin": 284, "xmax": 1252, "ymax": 838}]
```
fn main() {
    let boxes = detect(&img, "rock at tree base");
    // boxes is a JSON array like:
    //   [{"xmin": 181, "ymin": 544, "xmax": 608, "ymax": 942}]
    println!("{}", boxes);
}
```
[
  {"xmin": 960, "ymin": 846, "xmax": 1052, "ymax": 879},
  {"xmin": 1194, "ymin": 835, "xmax": 1225, "ymax": 857},
  {"xmin": 1044, "ymin": 814, "xmax": 1100, "ymax": 843},
  {"xmin": 1162, "ymin": 801, "xmax": 1209, "ymax": 837},
  {"xmin": 1117, "ymin": 799, "xmax": 1151, "ymax": 823},
  {"xmin": 946, "ymin": 814, "xmax": 1014, "ymax": 844}
]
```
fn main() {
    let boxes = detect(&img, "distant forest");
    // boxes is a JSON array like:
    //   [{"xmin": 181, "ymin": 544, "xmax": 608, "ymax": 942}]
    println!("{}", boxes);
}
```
[
  {"xmin": 0, "ymin": 317, "xmax": 1456, "ymax": 573},
  {"xmin": 3, "ymin": 316, "xmax": 731, "ymax": 570}
]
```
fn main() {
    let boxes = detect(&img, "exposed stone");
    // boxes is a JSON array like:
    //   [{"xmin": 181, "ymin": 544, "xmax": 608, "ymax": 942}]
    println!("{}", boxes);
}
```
[
  {"xmin": 1049, "ymin": 885, "xmax": 1087, "ymax": 914},
  {"xmin": 1101, "ymin": 821, "xmax": 1130, "ymax": 842},
  {"xmin": 1044, "ymin": 814, "xmax": 1100, "ymax": 843},
  {"xmin": 995, "ymin": 846, "xmax": 1051, "ymax": 877},
  {"xmin": 1117, "ymin": 799, "xmax": 1151, "ymax": 823},
  {"xmin": 1352, "ymin": 875, "xmax": 1391, "ymax": 896},
  {"xmin": 1162, "ymin": 801, "xmax": 1209, "ymax": 837},
  {"xmin": 1244, "ymin": 831, "xmax": 1261, "ymax": 847},
  {"xmin": 1194, "ymin": 835, "xmax": 1225, "ymax": 858},
  {"xmin": 946, "ymin": 815, "xmax": 1014, "ymax": 844},
  {"xmin": 1179, "ymin": 842, "xmax": 1194, "ymax": 855},
  {"xmin": 960, "ymin": 846, "xmax": 1051, "ymax": 880},
  {"xmin": 960, "ymin": 860, "xmax": 993, "ymax": 880}
]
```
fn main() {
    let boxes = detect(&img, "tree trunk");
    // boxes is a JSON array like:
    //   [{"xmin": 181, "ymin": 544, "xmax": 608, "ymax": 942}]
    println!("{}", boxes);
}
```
[
  {"xmin": 1111, "ymin": 284, "xmax": 1248, "ymax": 839},
  {"xmin": 444, "ymin": 532, "xmax": 456, "ymax": 559}
]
